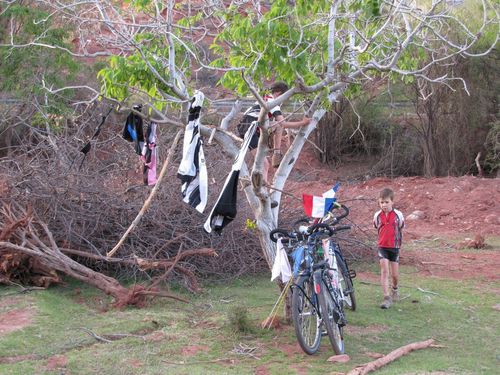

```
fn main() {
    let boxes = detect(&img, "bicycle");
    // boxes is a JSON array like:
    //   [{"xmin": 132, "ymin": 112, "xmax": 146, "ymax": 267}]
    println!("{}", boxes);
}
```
[
  {"xmin": 270, "ymin": 222, "xmax": 351, "ymax": 355},
  {"xmin": 294, "ymin": 203, "xmax": 357, "ymax": 311}
]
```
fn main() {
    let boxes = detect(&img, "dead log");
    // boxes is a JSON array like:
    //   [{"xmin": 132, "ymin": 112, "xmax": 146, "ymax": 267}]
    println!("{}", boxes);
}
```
[
  {"xmin": 0, "ymin": 203, "xmax": 191, "ymax": 307},
  {"xmin": 475, "ymin": 152, "xmax": 483, "ymax": 177},
  {"xmin": 346, "ymin": 339, "xmax": 436, "ymax": 375},
  {"xmin": 59, "ymin": 246, "xmax": 216, "ymax": 292}
]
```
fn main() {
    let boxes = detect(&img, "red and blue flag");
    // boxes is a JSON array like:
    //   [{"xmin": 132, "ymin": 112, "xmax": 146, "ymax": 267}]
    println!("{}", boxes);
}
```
[{"xmin": 302, "ymin": 183, "xmax": 340, "ymax": 218}]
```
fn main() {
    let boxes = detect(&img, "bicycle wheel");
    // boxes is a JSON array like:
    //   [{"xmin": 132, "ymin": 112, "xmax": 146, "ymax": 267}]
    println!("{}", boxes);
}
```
[
  {"xmin": 318, "ymin": 277, "xmax": 344, "ymax": 354},
  {"xmin": 291, "ymin": 275, "xmax": 321, "ymax": 355},
  {"xmin": 337, "ymin": 256, "xmax": 357, "ymax": 311}
]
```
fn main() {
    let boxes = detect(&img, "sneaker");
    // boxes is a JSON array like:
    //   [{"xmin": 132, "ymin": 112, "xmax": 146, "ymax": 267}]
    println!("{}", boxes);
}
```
[
  {"xmin": 271, "ymin": 152, "xmax": 283, "ymax": 168},
  {"xmin": 380, "ymin": 296, "xmax": 392, "ymax": 309},
  {"xmin": 391, "ymin": 288, "xmax": 400, "ymax": 301}
]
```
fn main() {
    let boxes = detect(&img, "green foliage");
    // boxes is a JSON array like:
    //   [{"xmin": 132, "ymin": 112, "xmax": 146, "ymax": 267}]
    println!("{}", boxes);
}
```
[
  {"xmin": 97, "ymin": 33, "xmax": 193, "ymax": 109},
  {"xmin": 245, "ymin": 218, "xmax": 257, "ymax": 231},
  {"xmin": 227, "ymin": 305, "xmax": 256, "ymax": 334},
  {"xmin": 0, "ymin": 4, "xmax": 79, "ymax": 128},
  {"xmin": 0, "ymin": 5, "xmax": 79, "ymax": 95},
  {"xmin": 209, "ymin": 0, "xmax": 430, "ymax": 97},
  {"xmin": 484, "ymin": 121, "xmax": 500, "ymax": 174},
  {"xmin": 210, "ymin": 0, "xmax": 332, "ymax": 94},
  {"xmin": 123, "ymin": 0, "xmax": 153, "ymax": 11}
]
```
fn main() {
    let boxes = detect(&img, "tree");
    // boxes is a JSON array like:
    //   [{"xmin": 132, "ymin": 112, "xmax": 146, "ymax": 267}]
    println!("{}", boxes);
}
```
[{"xmin": 1, "ymin": 0, "xmax": 498, "ymax": 274}]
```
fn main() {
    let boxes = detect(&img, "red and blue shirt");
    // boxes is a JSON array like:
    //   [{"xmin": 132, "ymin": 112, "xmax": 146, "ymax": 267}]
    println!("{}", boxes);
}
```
[{"xmin": 373, "ymin": 209, "xmax": 405, "ymax": 249}]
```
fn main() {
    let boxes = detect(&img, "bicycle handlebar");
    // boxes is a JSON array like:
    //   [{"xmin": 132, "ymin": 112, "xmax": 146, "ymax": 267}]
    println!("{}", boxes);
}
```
[
  {"xmin": 308, "ymin": 222, "xmax": 351, "ymax": 236},
  {"xmin": 307, "ymin": 223, "xmax": 334, "ymax": 236},
  {"xmin": 328, "ymin": 203, "xmax": 349, "ymax": 224},
  {"xmin": 269, "ymin": 228, "xmax": 301, "ymax": 243},
  {"xmin": 269, "ymin": 215, "xmax": 351, "ymax": 243}
]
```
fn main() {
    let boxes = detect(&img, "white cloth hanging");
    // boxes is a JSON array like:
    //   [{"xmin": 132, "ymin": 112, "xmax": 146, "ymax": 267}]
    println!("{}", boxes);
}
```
[{"xmin": 271, "ymin": 238, "xmax": 292, "ymax": 283}]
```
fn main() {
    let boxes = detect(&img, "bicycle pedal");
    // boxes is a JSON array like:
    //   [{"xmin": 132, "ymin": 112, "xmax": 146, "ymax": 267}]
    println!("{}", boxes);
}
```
[
  {"xmin": 348, "ymin": 269, "xmax": 356, "ymax": 279},
  {"xmin": 337, "ymin": 318, "xmax": 347, "ymax": 327}
]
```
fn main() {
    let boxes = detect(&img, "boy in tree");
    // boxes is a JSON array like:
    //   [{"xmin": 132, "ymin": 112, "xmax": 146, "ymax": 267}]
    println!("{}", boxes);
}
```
[
  {"xmin": 373, "ymin": 188, "xmax": 405, "ymax": 309},
  {"xmin": 237, "ymin": 81, "xmax": 311, "ymax": 183}
]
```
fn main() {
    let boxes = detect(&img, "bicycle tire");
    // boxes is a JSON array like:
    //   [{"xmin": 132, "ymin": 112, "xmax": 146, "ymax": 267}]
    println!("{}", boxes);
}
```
[
  {"xmin": 337, "ymin": 256, "xmax": 357, "ymax": 311},
  {"xmin": 318, "ymin": 277, "xmax": 344, "ymax": 355},
  {"xmin": 291, "ymin": 275, "xmax": 321, "ymax": 355}
]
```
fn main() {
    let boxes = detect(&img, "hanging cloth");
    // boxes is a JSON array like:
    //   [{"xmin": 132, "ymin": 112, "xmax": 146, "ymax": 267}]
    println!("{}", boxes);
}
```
[
  {"xmin": 177, "ymin": 91, "xmax": 208, "ymax": 213},
  {"xmin": 141, "ymin": 121, "xmax": 158, "ymax": 186},
  {"xmin": 122, "ymin": 106, "xmax": 145, "ymax": 155},
  {"xmin": 203, "ymin": 121, "xmax": 257, "ymax": 234},
  {"xmin": 271, "ymin": 238, "xmax": 292, "ymax": 283}
]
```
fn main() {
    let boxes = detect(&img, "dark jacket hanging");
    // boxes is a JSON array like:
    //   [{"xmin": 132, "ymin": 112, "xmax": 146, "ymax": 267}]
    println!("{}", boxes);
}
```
[{"xmin": 203, "ymin": 121, "xmax": 257, "ymax": 234}]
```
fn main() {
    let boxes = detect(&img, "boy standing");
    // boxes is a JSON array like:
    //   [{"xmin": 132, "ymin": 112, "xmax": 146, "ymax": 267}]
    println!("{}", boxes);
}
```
[{"xmin": 373, "ymin": 188, "xmax": 405, "ymax": 309}]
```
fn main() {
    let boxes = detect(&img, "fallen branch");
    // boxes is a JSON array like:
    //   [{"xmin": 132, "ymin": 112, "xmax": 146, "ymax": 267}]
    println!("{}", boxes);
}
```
[
  {"xmin": 107, "ymin": 129, "xmax": 183, "ymax": 257},
  {"xmin": 79, "ymin": 327, "xmax": 146, "ymax": 343},
  {"xmin": 79, "ymin": 327, "xmax": 113, "ymax": 343},
  {"xmin": 417, "ymin": 287, "xmax": 439, "ymax": 296},
  {"xmin": 162, "ymin": 358, "xmax": 234, "ymax": 365},
  {"xmin": 0, "ymin": 203, "xmax": 191, "ymax": 307},
  {"xmin": 346, "ymin": 339, "xmax": 436, "ymax": 375},
  {"xmin": 475, "ymin": 152, "xmax": 483, "ymax": 177}
]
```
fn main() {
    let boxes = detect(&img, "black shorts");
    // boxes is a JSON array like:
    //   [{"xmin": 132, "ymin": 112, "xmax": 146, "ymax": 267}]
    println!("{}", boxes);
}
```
[{"xmin": 378, "ymin": 247, "xmax": 400, "ymax": 263}]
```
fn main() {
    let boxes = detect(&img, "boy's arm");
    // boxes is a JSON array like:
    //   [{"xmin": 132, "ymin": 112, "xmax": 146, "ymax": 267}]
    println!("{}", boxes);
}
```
[
  {"xmin": 373, "ymin": 210, "xmax": 381, "ymax": 229},
  {"xmin": 272, "ymin": 114, "xmax": 310, "ymax": 129},
  {"xmin": 395, "ymin": 209, "xmax": 405, "ymax": 229}
]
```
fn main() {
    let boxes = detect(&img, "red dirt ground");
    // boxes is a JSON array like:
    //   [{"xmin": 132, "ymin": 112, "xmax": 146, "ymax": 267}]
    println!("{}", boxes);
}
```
[{"xmin": 280, "ymin": 144, "xmax": 500, "ymax": 285}]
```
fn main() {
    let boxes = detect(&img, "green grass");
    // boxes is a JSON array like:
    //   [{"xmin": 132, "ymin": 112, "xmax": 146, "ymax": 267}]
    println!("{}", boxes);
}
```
[{"xmin": 0, "ymin": 261, "xmax": 499, "ymax": 374}]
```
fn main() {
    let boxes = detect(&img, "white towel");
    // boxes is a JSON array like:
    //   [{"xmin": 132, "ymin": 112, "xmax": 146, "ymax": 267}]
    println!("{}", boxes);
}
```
[{"xmin": 271, "ymin": 238, "xmax": 292, "ymax": 283}]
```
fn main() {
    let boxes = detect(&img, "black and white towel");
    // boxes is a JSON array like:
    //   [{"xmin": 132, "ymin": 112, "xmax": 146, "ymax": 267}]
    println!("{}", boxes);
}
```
[{"xmin": 177, "ymin": 91, "xmax": 208, "ymax": 213}]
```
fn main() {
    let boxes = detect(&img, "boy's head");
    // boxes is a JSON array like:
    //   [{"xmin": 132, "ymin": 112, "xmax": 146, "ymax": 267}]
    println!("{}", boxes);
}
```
[
  {"xmin": 270, "ymin": 81, "xmax": 289, "ymax": 96},
  {"xmin": 378, "ymin": 188, "xmax": 394, "ymax": 213}
]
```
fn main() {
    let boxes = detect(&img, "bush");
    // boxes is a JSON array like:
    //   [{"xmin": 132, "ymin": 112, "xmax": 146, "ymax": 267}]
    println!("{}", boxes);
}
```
[{"xmin": 227, "ymin": 305, "xmax": 255, "ymax": 334}]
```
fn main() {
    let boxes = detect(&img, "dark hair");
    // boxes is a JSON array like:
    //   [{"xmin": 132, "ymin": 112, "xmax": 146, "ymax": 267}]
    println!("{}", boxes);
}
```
[
  {"xmin": 379, "ymin": 188, "xmax": 394, "ymax": 200},
  {"xmin": 270, "ymin": 81, "xmax": 289, "ymax": 94}
]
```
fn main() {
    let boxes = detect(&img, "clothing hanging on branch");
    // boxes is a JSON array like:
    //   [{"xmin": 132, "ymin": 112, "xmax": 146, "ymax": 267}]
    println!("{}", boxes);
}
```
[
  {"xmin": 141, "ymin": 122, "xmax": 158, "ymax": 186},
  {"xmin": 123, "ymin": 105, "xmax": 160, "ymax": 186},
  {"xmin": 203, "ymin": 121, "xmax": 257, "ymax": 234},
  {"xmin": 122, "ymin": 105, "xmax": 145, "ymax": 155},
  {"xmin": 177, "ymin": 91, "xmax": 208, "ymax": 213}
]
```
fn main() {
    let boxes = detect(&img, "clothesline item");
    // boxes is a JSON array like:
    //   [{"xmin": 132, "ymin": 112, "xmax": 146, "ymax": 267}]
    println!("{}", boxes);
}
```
[
  {"xmin": 203, "ymin": 121, "xmax": 258, "ymax": 234},
  {"xmin": 177, "ymin": 91, "xmax": 208, "ymax": 213}
]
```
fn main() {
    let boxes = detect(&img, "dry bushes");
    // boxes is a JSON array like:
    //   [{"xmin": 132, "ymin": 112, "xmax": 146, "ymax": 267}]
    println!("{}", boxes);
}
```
[{"xmin": 0, "ymin": 104, "xmax": 266, "ymax": 293}]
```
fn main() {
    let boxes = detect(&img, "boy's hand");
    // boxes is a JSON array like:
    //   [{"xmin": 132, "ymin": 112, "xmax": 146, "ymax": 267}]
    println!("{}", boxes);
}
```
[{"xmin": 301, "ymin": 117, "xmax": 311, "ymax": 126}]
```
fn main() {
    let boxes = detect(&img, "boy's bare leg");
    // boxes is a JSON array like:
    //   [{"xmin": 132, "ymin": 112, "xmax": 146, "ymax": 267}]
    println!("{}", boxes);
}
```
[
  {"xmin": 390, "ymin": 261, "xmax": 399, "ymax": 289},
  {"xmin": 379, "ymin": 258, "xmax": 393, "ymax": 308},
  {"xmin": 379, "ymin": 258, "xmax": 390, "ymax": 297},
  {"xmin": 271, "ymin": 126, "xmax": 284, "ymax": 168},
  {"xmin": 390, "ymin": 261, "xmax": 400, "ymax": 300},
  {"xmin": 273, "ymin": 125, "xmax": 283, "ymax": 153}
]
